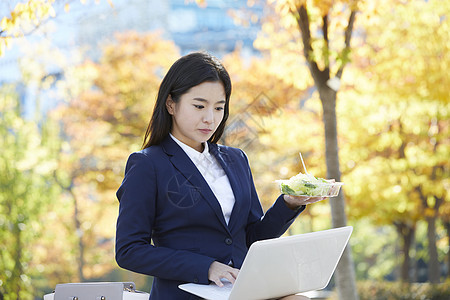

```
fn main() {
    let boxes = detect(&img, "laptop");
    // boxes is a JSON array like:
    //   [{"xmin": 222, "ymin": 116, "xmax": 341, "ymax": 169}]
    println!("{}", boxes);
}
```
[{"xmin": 179, "ymin": 226, "xmax": 353, "ymax": 300}]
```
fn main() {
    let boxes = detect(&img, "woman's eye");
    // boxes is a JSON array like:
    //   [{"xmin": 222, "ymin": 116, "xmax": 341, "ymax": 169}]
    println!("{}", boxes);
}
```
[
  {"xmin": 215, "ymin": 107, "xmax": 224, "ymax": 111},
  {"xmin": 194, "ymin": 105, "xmax": 204, "ymax": 109}
]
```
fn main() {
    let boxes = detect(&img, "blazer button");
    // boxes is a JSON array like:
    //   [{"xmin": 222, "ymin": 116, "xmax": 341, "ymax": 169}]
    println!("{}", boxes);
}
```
[
  {"xmin": 193, "ymin": 278, "xmax": 199, "ymax": 283},
  {"xmin": 225, "ymin": 238, "xmax": 233, "ymax": 245}
]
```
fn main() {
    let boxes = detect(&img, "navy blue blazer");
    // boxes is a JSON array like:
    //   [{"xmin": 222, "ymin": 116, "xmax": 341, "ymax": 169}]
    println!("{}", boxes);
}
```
[{"xmin": 115, "ymin": 136, "xmax": 305, "ymax": 299}]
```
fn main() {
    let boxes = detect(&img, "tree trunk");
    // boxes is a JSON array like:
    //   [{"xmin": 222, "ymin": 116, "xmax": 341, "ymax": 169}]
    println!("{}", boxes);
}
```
[
  {"xmin": 411, "ymin": 229, "xmax": 418, "ymax": 282},
  {"xmin": 426, "ymin": 214, "xmax": 440, "ymax": 283},
  {"xmin": 394, "ymin": 221, "xmax": 415, "ymax": 282},
  {"xmin": 418, "ymin": 185, "xmax": 441, "ymax": 283},
  {"xmin": 74, "ymin": 192, "xmax": 86, "ymax": 282},
  {"xmin": 445, "ymin": 220, "xmax": 450, "ymax": 280},
  {"xmin": 68, "ymin": 186, "xmax": 86, "ymax": 281},
  {"xmin": 295, "ymin": 4, "xmax": 358, "ymax": 299},
  {"xmin": 55, "ymin": 171, "xmax": 86, "ymax": 281},
  {"xmin": 447, "ymin": 221, "xmax": 450, "ymax": 280},
  {"xmin": 319, "ymin": 86, "xmax": 359, "ymax": 300},
  {"xmin": 13, "ymin": 222, "xmax": 23, "ymax": 299}
]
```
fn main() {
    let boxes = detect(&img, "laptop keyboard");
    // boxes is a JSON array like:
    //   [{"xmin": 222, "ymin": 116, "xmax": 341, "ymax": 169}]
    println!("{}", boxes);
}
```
[{"xmin": 201, "ymin": 281, "xmax": 233, "ymax": 300}]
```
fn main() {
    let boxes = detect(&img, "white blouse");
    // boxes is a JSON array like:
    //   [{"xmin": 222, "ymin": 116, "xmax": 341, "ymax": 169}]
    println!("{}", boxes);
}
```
[{"xmin": 170, "ymin": 134, "xmax": 236, "ymax": 225}]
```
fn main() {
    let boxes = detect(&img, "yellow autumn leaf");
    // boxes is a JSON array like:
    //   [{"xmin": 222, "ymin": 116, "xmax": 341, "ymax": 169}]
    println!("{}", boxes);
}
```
[
  {"xmin": 0, "ymin": 16, "xmax": 9, "ymax": 30},
  {"xmin": 3, "ymin": 36, "xmax": 11, "ymax": 48},
  {"xmin": 0, "ymin": 41, "xmax": 5, "ymax": 57}
]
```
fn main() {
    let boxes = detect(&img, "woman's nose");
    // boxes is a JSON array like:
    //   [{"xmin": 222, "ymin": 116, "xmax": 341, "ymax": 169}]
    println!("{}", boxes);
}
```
[{"xmin": 202, "ymin": 108, "xmax": 214, "ymax": 123}]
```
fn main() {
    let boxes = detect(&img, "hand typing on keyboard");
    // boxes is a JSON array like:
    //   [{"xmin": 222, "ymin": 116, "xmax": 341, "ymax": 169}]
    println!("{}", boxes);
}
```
[{"xmin": 208, "ymin": 261, "xmax": 240, "ymax": 287}]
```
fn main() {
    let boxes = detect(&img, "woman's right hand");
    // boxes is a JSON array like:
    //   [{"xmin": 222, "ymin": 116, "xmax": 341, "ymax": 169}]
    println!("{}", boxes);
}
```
[{"xmin": 208, "ymin": 261, "xmax": 240, "ymax": 287}]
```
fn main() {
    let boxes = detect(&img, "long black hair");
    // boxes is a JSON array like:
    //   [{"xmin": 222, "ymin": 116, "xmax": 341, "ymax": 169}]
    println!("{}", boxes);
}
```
[{"xmin": 142, "ymin": 52, "xmax": 232, "ymax": 149}]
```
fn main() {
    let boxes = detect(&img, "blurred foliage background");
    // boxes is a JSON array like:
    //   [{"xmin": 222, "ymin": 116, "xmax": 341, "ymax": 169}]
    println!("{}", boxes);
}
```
[{"xmin": 0, "ymin": 0, "xmax": 449, "ymax": 299}]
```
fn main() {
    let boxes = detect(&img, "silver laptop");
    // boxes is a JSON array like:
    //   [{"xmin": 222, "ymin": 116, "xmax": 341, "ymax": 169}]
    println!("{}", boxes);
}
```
[{"xmin": 179, "ymin": 226, "xmax": 352, "ymax": 300}]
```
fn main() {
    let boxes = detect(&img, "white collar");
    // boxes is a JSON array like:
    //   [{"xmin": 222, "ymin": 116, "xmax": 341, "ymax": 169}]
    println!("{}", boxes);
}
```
[{"xmin": 169, "ymin": 134, "xmax": 212, "ymax": 163}]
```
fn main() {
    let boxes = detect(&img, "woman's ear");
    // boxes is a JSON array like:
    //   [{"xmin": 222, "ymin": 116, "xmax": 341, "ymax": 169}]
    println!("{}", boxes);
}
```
[{"xmin": 166, "ymin": 95, "xmax": 174, "ymax": 115}]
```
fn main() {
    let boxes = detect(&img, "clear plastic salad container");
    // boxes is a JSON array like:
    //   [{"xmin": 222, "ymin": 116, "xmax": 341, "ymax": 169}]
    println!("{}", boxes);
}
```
[{"xmin": 276, "ymin": 173, "xmax": 344, "ymax": 197}]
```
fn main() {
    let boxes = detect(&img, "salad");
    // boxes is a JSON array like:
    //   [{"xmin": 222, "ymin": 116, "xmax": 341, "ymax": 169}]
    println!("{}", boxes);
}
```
[{"xmin": 277, "ymin": 172, "xmax": 343, "ymax": 197}]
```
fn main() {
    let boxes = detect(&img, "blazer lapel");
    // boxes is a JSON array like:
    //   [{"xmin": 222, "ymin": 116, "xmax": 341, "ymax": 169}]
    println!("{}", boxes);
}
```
[
  {"xmin": 209, "ymin": 143, "xmax": 243, "ymax": 232},
  {"xmin": 161, "ymin": 137, "xmax": 230, "ymax": 232}
]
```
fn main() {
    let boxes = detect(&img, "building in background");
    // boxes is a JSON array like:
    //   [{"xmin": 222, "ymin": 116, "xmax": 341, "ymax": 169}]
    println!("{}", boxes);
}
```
[
  {"xmin": 0, "ymin": 0, "xmax": 263, "ymax": 82},
  {"xmin": 0, "ymin": 0, "xmax": 263, "ymax": 118},
  {"xmin": 74, "ymin": 0, "xmax": 263, "ymax": 59},
  {"xmin": 168, "ymin": 0, "xmax": 262, "ymax": 56}
]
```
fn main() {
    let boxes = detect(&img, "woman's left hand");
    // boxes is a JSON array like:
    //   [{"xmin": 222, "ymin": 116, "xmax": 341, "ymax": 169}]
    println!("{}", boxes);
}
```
[{"xmin": 283, "ymin": 194, "xmax": 326, "ymax": 210}]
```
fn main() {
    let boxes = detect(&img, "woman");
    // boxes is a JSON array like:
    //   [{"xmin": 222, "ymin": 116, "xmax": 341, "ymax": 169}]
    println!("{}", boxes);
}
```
[{"xmin": 115, "ymin": 52, "xmax": 323, "ymax": 299}]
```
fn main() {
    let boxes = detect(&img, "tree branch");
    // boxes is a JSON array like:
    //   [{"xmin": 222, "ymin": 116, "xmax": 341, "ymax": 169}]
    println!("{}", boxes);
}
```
[
  {"xmin": 336, "ymin": 10, "xmax": 356, "ymax": 78},
  {"xmin": 323, "ymin": 14, "xmax": 330, "ymax": 70},
  {"xmin": 297, "ymin": 5, "xmax": 322, "ymax": 83}
]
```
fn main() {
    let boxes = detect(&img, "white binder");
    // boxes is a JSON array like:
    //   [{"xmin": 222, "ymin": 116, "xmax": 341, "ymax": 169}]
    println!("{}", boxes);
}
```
[{"xmin": 43, "ymin": 282, "xmax": 150, "ymax": 300}]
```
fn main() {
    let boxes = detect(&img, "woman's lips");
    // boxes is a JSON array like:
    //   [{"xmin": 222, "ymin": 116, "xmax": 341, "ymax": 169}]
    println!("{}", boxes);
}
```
[{"xmin": 199, "ymin": 129, "xmax": 212, "ymax": 134}]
